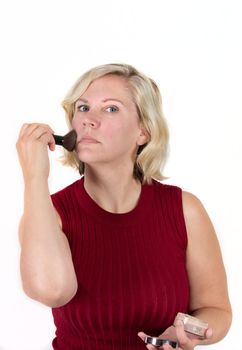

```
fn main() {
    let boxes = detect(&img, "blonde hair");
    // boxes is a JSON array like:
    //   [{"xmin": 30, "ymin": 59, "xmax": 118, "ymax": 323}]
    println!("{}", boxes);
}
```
[{"xmin": 61, "ymin": 63, "xmax": 169, "ymax": 184}]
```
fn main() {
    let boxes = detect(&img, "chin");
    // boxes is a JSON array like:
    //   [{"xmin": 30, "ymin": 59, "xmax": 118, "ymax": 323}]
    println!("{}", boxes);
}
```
[{"xmin": 77, "ymin": 152, "xmax": 102, "ymax": 164}]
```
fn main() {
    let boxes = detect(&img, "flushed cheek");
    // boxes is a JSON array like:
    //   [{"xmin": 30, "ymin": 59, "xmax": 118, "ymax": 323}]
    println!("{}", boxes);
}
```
[
  {"xmin": 104, "ymin": 121, "xmax": 133, "ymax": 138},
  {"xmin": 104, "ymin": 128, "xmax": 138, "ymax": 154},
  {"xmin": 71, "ymin": 116, "xmax": 80, "ymax": 131},
  {"xmin": 105, "ymin": 127, "xmax": 122, "ymax": 140}
]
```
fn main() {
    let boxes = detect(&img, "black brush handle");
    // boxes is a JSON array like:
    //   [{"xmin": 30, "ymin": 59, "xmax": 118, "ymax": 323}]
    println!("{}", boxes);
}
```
[{"xmin": 53, "ymin": 134, "xmax": 64, "ymax": 146}]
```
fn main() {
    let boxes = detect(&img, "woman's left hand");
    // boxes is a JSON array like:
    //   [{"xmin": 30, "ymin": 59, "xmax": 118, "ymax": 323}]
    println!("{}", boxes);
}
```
[{"xmin": 138, "ymin": 320, "xmax": 213, "ymax": 349}]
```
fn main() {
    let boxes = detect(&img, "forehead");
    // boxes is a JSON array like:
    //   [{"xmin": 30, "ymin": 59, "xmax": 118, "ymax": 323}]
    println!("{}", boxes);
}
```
[{"xmin": 80, "ymin": 74, "xmax": 132, "ymax": 101}]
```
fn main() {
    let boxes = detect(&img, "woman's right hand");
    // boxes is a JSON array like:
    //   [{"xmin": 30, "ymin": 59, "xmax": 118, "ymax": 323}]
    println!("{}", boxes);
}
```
[{"xmin": 16, "ymin": 123, "xmax": 56, "ymax": 183}]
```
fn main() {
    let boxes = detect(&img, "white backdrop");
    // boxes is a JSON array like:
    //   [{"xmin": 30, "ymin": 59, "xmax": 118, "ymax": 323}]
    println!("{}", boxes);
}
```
[{"xmin": 0, "ymin": 0, "xmax": 241, "ymax": 349}]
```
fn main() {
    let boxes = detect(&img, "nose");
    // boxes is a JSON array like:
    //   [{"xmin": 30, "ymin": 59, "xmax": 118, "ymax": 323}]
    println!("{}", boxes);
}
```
[
  {"xmin": 72, "ymin": 109, "xmax": 101, "ymax": 133},
  {"xmin": 82, "ymin": 119, "xmax": 97, "ymax": 128},
  {"xmin": 81, "ymin": 114, "xmax": 100, "ymax": 129}
]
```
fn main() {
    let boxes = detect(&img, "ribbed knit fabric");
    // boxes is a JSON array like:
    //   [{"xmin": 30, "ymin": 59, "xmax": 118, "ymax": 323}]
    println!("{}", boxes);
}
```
[{"xmin": 51, "ymin": 177, "xmax": 190, "ymax": 350}]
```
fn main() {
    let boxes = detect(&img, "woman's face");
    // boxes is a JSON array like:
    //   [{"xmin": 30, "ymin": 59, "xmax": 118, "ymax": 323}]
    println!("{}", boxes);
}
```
[{"xmin": 72, "ymin": 74, "xmax": 147, "ymax": 168}]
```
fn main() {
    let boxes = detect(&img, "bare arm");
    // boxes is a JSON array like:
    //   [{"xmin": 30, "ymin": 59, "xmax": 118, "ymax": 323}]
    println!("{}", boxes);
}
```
[
  {"xmin": 183, "ymin": 191, "xmax": 232, "ymax": 345},
  {"xmin": 16, "ymin": 123, "xmax": 77, "ymax": 307}
]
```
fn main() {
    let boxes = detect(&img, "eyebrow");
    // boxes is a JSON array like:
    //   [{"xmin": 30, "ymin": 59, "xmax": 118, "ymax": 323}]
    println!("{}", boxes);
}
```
[{"xmin": 76, "ymin": 98, "xmax": 125, "ymax": 106}]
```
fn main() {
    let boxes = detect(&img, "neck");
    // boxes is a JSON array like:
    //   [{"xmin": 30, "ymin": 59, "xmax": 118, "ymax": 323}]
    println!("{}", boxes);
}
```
[{"xmin": 83, "ymin": 165, "xmax": 142, "ymax": 213}]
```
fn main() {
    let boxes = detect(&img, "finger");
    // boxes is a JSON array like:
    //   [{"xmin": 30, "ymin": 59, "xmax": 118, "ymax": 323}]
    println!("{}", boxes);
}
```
[
  {"xmin": 37, "ymin": 131, "xmax": 56, "ymax": 151},
  {"xmin": 19, "ymin": 123, "xmax": 54, "ymax": 138},
  {"xmin": 16, "ymin": 124, "xmax": 45, "ymax": 150},
  {"xmin": 28, "ymin": 124, "xmax": 54, "ymax": 138},
  {"xmin": 137, "ymin": 331, "xmax": 147, "ymax": 341},
  {"xmin": 174, "ymin": 320, "xmax": 190, "ymax": 349},
  {"xmin": 21, "ymin": 124, "xmax": 55, "ymax": 150},
  {"xmin": 18, "ymin": 123, "xmax": 31, "ymax": 138},
  {"xmin": 162, "ymin": 345, "xmax": 173, "ymax": 350},
  {"xmin": 205, "ymin": 327, "xmax": 213, "ymax": 339},
  {"xmin": 146, "ymin": 345, "xmax": 156, "ymax": 350},
  {"xmin": 137, "ymin": 332, "xmax": 158, "ymax": 350}
]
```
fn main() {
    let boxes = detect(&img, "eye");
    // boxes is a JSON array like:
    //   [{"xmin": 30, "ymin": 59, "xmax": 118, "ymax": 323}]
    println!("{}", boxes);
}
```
[
  {"xmin": 77, "ymin": 104, "xmax": 89, "ymax": 112},
  {"xmin": 106, "ymin": 106, "xmax": 119, "ymax": 113}
]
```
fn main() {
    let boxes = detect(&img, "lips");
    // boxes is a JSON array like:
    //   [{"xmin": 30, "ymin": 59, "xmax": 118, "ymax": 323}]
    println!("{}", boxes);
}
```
[{"xmin": 78, "ymin": 136, "xmax": 100, "ymax": 144}]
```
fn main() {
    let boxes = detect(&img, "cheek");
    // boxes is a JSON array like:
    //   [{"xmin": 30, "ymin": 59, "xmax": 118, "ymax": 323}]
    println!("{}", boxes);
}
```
[
  {"xmin": 104, "ymin": 124, "xmax": 139, "ymax": 151},
  {"xmin": 103, "ymin": 123, "xmax": 132, "ymax": 145},
  {"xmin": 71, "ymin": 115, "xmax": 80, "ymax": 130}
]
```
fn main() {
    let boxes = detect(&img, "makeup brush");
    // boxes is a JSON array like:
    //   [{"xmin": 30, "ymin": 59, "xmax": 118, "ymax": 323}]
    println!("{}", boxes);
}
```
[{"xmin": 53, "ymin": 129, "xmax": 77, "ymax": 151}]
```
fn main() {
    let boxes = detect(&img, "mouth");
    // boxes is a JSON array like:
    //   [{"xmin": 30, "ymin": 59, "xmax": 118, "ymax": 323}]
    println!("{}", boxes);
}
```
[{"xmin": 78, "ymin": 136, "xmax": 100, "ymax": 144}]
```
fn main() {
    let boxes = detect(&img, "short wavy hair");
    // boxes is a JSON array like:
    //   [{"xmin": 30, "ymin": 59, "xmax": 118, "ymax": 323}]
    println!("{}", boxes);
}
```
[{"xmin": 61, "ymin": 63, "xmax": 169, "ymax": 184}]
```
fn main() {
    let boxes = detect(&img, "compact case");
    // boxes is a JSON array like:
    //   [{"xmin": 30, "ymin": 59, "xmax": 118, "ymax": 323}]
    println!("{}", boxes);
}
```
[
  {"xmin": 144, "ymin": 336, "xmax": 178, "ymax": 348},
  {"xmin": 174, "ymin": 312, "xmax": 208, "ymax": 338}
]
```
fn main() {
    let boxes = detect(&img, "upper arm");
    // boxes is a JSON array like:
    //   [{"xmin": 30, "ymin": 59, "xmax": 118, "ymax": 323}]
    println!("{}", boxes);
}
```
[{"xmin": 182, "ymin": 191, "xmax": 231, "ymax": 313}]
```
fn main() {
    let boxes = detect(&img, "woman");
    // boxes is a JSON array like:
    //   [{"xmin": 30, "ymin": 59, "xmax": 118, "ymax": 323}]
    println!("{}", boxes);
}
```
[{"xmin": 16, "ymin": 63, "xmax": 232, "ymax": 350}]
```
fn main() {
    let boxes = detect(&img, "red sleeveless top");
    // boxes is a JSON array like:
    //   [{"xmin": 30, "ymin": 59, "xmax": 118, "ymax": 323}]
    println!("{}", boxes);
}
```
[{"xmin": 51, "ymin": 178, "xmax": 190, "ymax": 349}]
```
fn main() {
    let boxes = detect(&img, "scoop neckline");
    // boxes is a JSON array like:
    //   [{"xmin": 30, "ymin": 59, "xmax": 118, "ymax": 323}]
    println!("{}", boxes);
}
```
[{"xmin": 75, "ymin": 177, "xmax": 154, "ymax": 226}]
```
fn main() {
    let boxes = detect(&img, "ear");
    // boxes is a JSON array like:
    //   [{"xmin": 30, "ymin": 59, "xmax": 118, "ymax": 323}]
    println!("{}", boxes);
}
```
[{"xmin": 137, "ymin": 127, "xmax": 150, "ymax": 146}]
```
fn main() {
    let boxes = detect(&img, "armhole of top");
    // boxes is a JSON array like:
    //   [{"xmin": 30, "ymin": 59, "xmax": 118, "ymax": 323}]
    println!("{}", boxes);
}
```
[
  {"xmin": 53, "ymin": 207, "xmax": 63, "ymax": 229},
  {"xmin": 155, "ymin": 181, "xmax": 188, "ymax": 250},
  {"xmin": 51, "ymin": 193, "xmax": 69, "ymax": 240},
  {"xmin": 167, "ymin": 185, "xmax": 188, "ymax": 251}
]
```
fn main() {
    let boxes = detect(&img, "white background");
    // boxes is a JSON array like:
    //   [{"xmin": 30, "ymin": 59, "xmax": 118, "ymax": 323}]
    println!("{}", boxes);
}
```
[{"xmin": 0, "ymin": 0, "xmax": 241, "ymax": 349}]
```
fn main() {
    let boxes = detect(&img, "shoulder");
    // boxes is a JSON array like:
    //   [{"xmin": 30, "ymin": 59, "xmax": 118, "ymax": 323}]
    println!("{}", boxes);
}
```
[
  {"xmin": 182, "ymin": 191, "xmax": 203, "ymax": 213},
  {"xmin": 151, "ymin": 180, "xmax": 208, "ymax": 218},
  {"xmin": 181, "ymin": 191, "xmax": 216, "ymax": 243},
  {"xmin": 50, "ymin": 179, "xmax": 83, "ymax": 219},
  {"xmin": 151, "ymin": 179, "xmax": 182, "ymax": 195},
  {"xmin": 50, "ymin": 179, "xmax": 83, "ymax": 233},
  {"xmin": 181, "ymin": 191, "xmax": 209, "ymax": 223}
]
